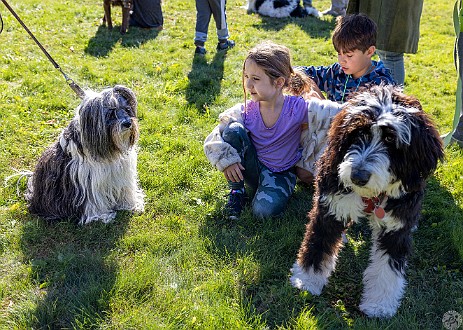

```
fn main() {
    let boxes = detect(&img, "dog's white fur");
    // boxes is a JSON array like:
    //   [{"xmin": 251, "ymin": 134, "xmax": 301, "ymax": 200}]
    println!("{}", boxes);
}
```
[
  {"xmin": 359, "ymin": 226, "xmax": 407, "ymax": 318},
  {"xmin": 64, "ymin": 148, "xmax": 143, "ymax": 224},
  {"xmin": 246, "ymin": 0, "xmax": 320, "ymax": 18},
  {"xmin": 290, "ymin": 255, "xmax": 336, "ymax": 295}
]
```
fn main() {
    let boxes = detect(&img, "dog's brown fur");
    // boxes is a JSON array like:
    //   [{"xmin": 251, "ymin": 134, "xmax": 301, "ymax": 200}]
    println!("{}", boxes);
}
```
[{"xmin": 103, "ymin": 0, "xmax": 133, "ymax": 34}]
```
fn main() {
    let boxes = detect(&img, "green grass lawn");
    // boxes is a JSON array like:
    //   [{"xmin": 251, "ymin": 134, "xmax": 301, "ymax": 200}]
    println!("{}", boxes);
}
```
[{"xmin": 0, "ymin": 0, "xmax": 462, "ymax": 328}]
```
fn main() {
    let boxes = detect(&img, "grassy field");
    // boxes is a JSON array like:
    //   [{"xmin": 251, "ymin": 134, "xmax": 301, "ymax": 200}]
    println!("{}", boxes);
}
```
[{"xmin": 0, "ymin": 0, "xmax": 462, "ymax": 328}]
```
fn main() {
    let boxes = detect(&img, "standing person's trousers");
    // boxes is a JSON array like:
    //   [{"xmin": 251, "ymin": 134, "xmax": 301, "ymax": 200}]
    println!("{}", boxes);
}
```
[{"xmin": 195, "ymin": 0, "xmax": 229, "ymax": 46}]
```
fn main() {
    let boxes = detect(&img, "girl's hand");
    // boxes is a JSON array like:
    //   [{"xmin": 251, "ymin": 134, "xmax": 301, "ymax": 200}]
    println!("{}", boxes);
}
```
[{"xmin": 223, "ymin": 163, "xmax": 245, "ymax": 182}]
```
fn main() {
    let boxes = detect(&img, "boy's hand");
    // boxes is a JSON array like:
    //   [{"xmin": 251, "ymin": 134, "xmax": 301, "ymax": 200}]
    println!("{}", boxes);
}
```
[{"xmin": 223, "ymin": 163, "xmax": 245, "ymax": 182}]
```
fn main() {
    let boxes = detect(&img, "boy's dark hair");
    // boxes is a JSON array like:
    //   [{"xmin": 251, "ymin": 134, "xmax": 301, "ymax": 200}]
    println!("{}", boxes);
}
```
[{"xmin": 332, "ymin": 13, "xmax": 377, "ymax": 53}]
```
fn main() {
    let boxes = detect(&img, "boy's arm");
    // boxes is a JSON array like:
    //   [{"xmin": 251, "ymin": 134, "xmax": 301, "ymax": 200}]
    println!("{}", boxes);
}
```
[
  {"xmin": 203, "ymin": 104, "xmax": 243, "ymax": 172},
  {"xmin": 298, "ymin": 65, "xmax": 330, "ymax": 93},
  {"xmin": 297, "ymin": 98, "xmax": 342, "ymax": 175}
]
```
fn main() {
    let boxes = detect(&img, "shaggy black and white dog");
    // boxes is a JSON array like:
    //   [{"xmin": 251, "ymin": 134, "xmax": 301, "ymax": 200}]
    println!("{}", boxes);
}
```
[
  {"xmin": 25, "ymin": 85, "xmax": 144, "ymax": 225},
  {"xmin": 246, "ymin": 0, "xmax": 319, "ymax": 18},
  {"xmin": 290, "ymin": 85, "xmax": 444, "ymax": 318}
]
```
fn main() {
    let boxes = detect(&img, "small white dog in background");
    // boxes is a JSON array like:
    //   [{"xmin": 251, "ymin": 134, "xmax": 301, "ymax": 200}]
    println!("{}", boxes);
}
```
[
  {"xmin": 25, "ymin": 85, "xmax": 144, "ymax": 224},
  {"xmin": 246, "ymin": 0, "xmax": 320, "ymax": 18}
]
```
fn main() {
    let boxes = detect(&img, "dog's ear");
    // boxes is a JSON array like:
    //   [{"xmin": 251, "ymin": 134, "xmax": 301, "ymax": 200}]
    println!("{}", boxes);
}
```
[
  {"xmin": 78, "ymin": 94, "xmax": 115, "ymax": 159},
  {"xmin": 392, "ymin": 93, "xmax": 444, "ymax": 192},
  {"xmin": 114, "ymin": 85, "xmax": 137, "ymax": 116},
  {"xmin": 324, "ymin": 104, "xmax": 369, "ymax": 167},
  {"xmin": 316, "ymin": 108, "xmax": 354, "ymax": 192}
]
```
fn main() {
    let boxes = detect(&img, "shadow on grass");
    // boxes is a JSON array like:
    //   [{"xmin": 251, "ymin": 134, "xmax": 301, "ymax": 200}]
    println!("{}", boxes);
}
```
[
  {"xmin": 199, "ymin": 184, "xmax": 350, "ymax": 327},
  {"xmin": 18, "ymin": 212, "xmax": 131, "ymax": 328},
  {"xmin": 185, "ymin": 51, "xmax": 226, "ymax": 113},
  {"xmin": 200, "ymin": 176, "xmax": 463, "ymax": 328},
  {"xmin": 85, "ymin": 25, "xmax": 161, "ymax": 57}
]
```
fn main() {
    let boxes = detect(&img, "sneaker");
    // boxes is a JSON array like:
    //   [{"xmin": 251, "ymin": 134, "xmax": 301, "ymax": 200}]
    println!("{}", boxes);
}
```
[
  {"xmin": 217, "ymin": 40, "xmax": 235, "ymax": 51},
  {"xmin": 195, "ymin": 46, "xmax": 207, "ymax": 55},
  {"xmin": 225, "ymin": 189, "xmax": 246, "ymax": 219},
  {"xmin": 451, "ymin": 136, "xmax": 463, "ymax": 148},
  {"xmin": 321, "ymin": 7, "xmax": 346, "ymax": 17}
]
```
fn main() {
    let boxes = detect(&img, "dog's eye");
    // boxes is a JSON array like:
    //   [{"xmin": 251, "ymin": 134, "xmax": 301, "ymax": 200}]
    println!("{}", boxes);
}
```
[
  {"xmin": 358, "ymin": 131, "xmax": 370, "ymax": 141},
  {"xmin": 107, "ymin": 110, "xmax": 117, "ymax": 120},
  {"xmin": 382, "ymin": 128, "xmax": 396, "ymax": 144},
  {"xmin": 384, "ymin": 135, "xmax": 395, "ymax": 143},
  {"xmin": 124, "ymin": 106, "xmax": 134, "ymax": 116}
]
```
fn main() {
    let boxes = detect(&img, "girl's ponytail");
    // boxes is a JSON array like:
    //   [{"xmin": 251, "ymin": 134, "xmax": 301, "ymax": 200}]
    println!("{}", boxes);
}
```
[{"xmin": 286, "ymin": 68, "xmax": 317, "ymax": 96}]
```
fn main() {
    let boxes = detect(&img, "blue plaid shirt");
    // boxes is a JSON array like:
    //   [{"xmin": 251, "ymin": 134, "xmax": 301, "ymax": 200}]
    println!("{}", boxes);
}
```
[{"xmin": 300, "ymin": 61, "xmax": 395, "ymax": 103}]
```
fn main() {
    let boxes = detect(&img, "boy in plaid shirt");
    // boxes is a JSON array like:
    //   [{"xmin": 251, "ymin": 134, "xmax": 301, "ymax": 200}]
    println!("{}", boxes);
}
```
[{"xmin": 300, "ymin": 14, "xmax": 394, "ymax": 103}]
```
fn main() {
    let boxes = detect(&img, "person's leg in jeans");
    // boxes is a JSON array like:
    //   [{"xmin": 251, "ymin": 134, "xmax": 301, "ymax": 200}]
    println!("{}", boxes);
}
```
[
  {"xmin": 222, "ymin": 122, "xmax": 259, "ymax": 216},
  {"xmin": 222, "ymin": 121, "xmax": 297, "ymax": 218},
  {"xmin": 194, "ymin": 0, "xmax": 212, "ymax": 53},
  {"xmin": 209, "ymin": 0, "xmax": 235, "ymax": 50},
  {"xmin": 376, "ymin": 50, "xmax": 405, "ymax": 85},
  {"xmin": 252, "ymin": 165, "xmax": 297, "ymax": 218}
]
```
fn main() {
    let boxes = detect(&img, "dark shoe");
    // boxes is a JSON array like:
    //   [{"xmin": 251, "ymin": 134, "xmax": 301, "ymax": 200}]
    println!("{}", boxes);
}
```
[
  {"xmin": 225, "ymin": 189, "xmax": 246, "ymax": 219},
  {"xmin": 195, "ymin": 46, "xmax": 207, "ymax": 55},
  {"xmin": 451, "ymin": 136, "xmax": 463, "ymax": 148},
  {"xmin": 217, "ymin": 40, "xmax": 235, "ymax": 51}
]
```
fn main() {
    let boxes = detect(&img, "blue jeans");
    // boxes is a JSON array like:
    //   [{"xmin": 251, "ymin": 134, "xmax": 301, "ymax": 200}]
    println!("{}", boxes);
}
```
[
  {"xmin": 376, "ymin": 50, "xmax": 405, "ymax": 86},
  {"xmin": 222, "ymin": 122, "xmax": 297, "ymax": 218}
]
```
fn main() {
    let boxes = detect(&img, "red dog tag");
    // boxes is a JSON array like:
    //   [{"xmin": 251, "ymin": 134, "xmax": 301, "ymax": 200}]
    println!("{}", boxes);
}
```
[
  {"xmin": 363, "ymin": 198, "xmax": 375, "ymax": 213},
  {"xmin": 374, "ymin": 206, "xmax": 385, "ymax": 219}
]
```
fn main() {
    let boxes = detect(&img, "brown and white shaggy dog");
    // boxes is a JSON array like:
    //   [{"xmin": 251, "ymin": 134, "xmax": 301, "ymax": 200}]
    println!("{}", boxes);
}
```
[{"xmin": 290, "ymin": 85, "xmax": 444, "ymax": 318}]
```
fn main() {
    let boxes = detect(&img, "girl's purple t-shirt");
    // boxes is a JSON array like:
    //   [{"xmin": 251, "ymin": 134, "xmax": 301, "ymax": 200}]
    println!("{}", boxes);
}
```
[{"xmin": 242, "ymin": 95, "xmax": 309, "ymax": 172}]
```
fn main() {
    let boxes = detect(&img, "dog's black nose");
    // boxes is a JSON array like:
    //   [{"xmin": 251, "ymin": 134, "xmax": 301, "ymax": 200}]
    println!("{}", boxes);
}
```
[
  {"xmin": 121, "ymin": 119, "xmax": 132, "ymax": 129},
  {"xmin": 351, "ymin": 169, "xmax": 371, "ymax": 186}
]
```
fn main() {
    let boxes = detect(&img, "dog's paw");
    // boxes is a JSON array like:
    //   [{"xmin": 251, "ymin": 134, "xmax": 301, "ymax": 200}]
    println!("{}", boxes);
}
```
[
  {"xmin": 80, "ymin": 212, "xmax": 117, "ymax": 225},
  {"xmin": 359, "ymin": 302, "xmax": 397, "ymax": 319},
  {"xmin": 128, "ymin": 198, "xmax": 145, "ymax": 214},
  {"xmin": 289, "ymin": 262, "xmax": 326, "ymax": 295},
  {"xmin": 305, "ymin": 6, "xmax": 322, "ymax": 17}
]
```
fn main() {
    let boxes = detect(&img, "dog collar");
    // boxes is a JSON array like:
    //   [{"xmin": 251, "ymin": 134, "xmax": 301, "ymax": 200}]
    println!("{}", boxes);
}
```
[{"xmin": 362, "ymin": 193, "xmax": 387, "ymax": 219}]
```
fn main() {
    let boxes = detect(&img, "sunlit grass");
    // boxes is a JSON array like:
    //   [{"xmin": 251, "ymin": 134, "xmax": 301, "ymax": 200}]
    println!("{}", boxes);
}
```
[{"xmin": 0, "ymin": 0, "xmax": 461, "ymax": 328}]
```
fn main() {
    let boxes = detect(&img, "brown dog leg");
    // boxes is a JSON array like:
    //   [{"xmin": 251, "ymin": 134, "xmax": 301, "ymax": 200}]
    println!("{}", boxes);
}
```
[
  {"xmin": 103, "ymin": 0, "xmax": 113, "ymax": 29},
  {"xmin": 120, "ymin": 6, "xmax": 130, "ymax": 34}
]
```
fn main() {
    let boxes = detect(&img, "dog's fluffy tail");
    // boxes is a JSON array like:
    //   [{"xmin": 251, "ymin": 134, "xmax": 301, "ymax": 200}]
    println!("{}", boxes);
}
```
[{"xmin": 4, "ymin": 169, "xmax": 33, "ymax": 197}]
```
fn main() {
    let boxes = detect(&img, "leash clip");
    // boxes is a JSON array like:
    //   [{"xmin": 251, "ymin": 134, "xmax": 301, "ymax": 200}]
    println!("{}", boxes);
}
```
[{"xmin": 60, "ymin": 69, "xmax": 85, "ymax": 99}]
